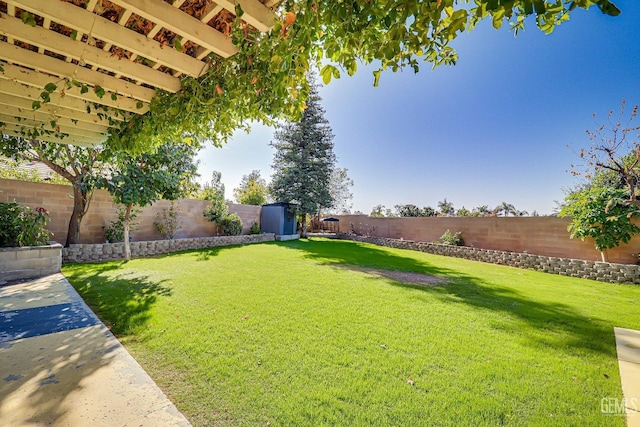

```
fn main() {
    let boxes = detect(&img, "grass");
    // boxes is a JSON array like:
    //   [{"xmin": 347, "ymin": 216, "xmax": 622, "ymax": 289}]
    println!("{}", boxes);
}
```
[{"xmin": 62, "ymin": 238, "xmax": 640, "ymax": 426}]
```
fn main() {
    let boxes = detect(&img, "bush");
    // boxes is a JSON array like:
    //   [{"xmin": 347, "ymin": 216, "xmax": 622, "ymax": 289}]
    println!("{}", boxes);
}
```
[
  {"xmin": 249, "ymin": 221, "xmax": 261, "ymax": 234},
  {"xmin": 439, "ymin": 229, "xmax": 464, "ymax": 246},
  {"xmin": 154, "ymin": 202, "xmax": 181, "ymax": 239},
  {"xmin": 103, "ymin": 207, "xmax": 139, "ymax": 243},
  {"xmin": 0, "ymin": 202, "xmax": 51, "ymax": 247},
  {"xmin": 203, "ymin": 197, "xmax": 229, "ymax": 224},
  {"xmin": 219, "ymin": 213, "xmax": 243, "ymax": 236}
]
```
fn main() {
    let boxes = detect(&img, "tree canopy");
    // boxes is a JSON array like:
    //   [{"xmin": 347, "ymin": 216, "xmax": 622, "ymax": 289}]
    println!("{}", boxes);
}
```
[
  {"xmin": 234, "ymin": 170, "xmax": 268, "ymax": 205},
  {"xmin": 270, "ymin": 75, "xmax": 336, "ymax": 236},
  {"xmin": 100, "ymin": 142, "xmax": 199, "ymax": 260}
]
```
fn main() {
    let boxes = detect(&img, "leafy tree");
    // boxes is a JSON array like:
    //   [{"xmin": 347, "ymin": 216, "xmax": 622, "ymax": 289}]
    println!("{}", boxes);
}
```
[
  {"xmin": 571, "ymin": 100, "xmax": 640, "ymax": 202},
  {"xmin": 100, "ymin": 143, "xmax": 199, "ymax": 261},
  {"xmin": 438, "ymin": 199, "xmax": 455, "ymax": 216},
  {"xmin": 197, "ymin": 171, "xmax": 226, "ymax": 202},
  {"xmin": 456, "ymin": 206, "xmax": 471, "ymax": 217},
  {"xmin": 395, "ymin": 204, "xmax": 422, "ymax": 217},
  {"xmin": 422, "ymin": 206, "xmax": 438, "ymax": 217},
  {"xmin": 0, "ymin": 156, "xmax": 69, "ymax": 185},
  {"xmin": 494, "ymin": 202, "xmax": 517, "ymax": 217},
  {"xmin": 370, "ymin": 204, "xmax": 386, "ymax": 217},
  {"xmin": 269, "ymin": 76, "xmax": 337, "ymax": 237},
  {"xmin": 326, "ymin": 167, "xmax": 354, "ymax": 215},
  {"xmin": 234, "ymin": 170, "xmax": 268, "ymax": 205},
  {"xmin": 0, "ymin": 138, "xmax": 106, "ymax": 246},
  {"xmin": 559, "ymin": 186, "xmax": 640, "ymax": 262},
  {"xmin": 473, "ymin": 205, "xmax": 493, "ymax": 216}
]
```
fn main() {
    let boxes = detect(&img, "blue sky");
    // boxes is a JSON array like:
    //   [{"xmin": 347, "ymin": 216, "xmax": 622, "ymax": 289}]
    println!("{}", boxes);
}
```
[{"xmin": 197, "ymin": 1, "xmax": 640, "ymax": 215}]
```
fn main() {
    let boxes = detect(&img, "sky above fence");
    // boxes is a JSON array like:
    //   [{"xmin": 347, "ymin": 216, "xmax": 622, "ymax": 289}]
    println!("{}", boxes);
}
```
[{"xmin": 197, "ymin": 1, "xmax": 640, "ymax": 215}]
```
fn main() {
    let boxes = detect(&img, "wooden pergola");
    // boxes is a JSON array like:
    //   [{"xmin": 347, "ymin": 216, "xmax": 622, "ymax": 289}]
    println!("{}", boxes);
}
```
[{"xmin": 0, "ymin": 0, "xmax": 278, "ymax": 146}]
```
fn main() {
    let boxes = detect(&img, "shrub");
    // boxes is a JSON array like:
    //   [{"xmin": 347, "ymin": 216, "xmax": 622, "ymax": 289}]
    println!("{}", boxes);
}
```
[
  {"xmin": 203, "ymin": 197, "xmax": 229, "ymax": 224},
  {"xmin": 0, "ymin": 202, "xmax": 51, "ymax": 247},
  {"xmin": 104, "ymin": 206, "xmax": 139, "ymax": 243},
  {"xmin": 154, "ymin": 202, "xmax": 181, "ymax": 239},
  {"xmin": 219, "ymin": 213, "xmax": 243, "ymax": 236},
  {"xmin": 439, "ymin": 229, "xmax": 464, "ymax": 246},
  {"xmin": 249, "ymin": 221, "xmax": 261, "ymax": 234}
]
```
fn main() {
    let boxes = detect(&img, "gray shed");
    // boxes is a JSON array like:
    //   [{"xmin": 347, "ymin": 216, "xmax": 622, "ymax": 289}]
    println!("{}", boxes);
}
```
[{"xmin": 261, "ymin": 202, "xmax": 298, "ymax": 237}]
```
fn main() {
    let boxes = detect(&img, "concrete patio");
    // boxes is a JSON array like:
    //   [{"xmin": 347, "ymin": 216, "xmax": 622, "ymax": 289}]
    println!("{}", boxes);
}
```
[{"xmin": 0, "ymin": 273, "xmax": 191, "ymax": 426}]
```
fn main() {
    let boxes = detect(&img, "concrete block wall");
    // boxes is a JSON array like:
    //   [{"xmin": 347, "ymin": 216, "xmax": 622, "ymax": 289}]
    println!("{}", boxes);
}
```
[
  {"xmin": 0, "ymin": 179, "xmax": 262, "ymax": 244},
  {"xmin": 336, "ymin": 234, "xmax": 640, "ymax": 284},
  {"xmin": 335, "ymin": 215, "xmax": 640, "ymax": 264},
  {"xmin": 0, "ymin": 244, "xmax": 62, "ymax": 282},
  {"xmin": 63, "ymin": 234, "xmax": 275, "ymax": 263}
]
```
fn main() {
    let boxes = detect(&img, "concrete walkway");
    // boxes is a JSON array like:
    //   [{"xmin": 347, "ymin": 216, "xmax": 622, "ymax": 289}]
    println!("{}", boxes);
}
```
[
  {"xmin": 0, "ymin": 273, "xmax": 191, "ymax": 426},
  {"xmin": 615, "ymin": 327, "xmax": 640, "ymax": 427}
]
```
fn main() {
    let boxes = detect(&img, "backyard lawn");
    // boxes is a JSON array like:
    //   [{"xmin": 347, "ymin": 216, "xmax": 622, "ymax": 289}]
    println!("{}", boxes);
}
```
[{"xmin": 62, "ymin": 238, "xmax": 640, "ymax": 426}]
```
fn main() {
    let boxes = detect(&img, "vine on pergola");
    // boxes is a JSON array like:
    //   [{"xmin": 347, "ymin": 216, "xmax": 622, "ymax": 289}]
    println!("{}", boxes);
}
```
[{"xmin": 2, "ymin": 0, "xmax": 621, "ymax": 151}]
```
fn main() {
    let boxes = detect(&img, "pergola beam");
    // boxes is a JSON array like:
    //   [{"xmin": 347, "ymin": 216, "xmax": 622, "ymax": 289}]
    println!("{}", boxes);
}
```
[
  {"xmin": 0, "ymin": 42, "xmax": 156, "ymax": 102},
  {"xmin": 1, "ymin": 127, "xmax": 105, "ymax": 146},
  {"xmin": 108, "ymin": 0, "xmax": 239, "ymax": 58},
  {"xmin": 0, "ymin": 105, "xmax": 109, "ymax": 133},
  {"xmin": 4, "ymin": 0, "xmax": 207, "ymax": 79},
  {"xmin": 0, "ymin": 79, "xmax": 126, "ymax": 120},
  {"xmin": 0, "ymin": 62, "xmax": 149, "ymax": 114},
  {"xmin": 0, "ymin": 93, "xmax": 117, "ymax": 126},
  {"xmin": 0, "ymin": 12, "xmax": 180, "ymax": 93},
  {"xmin": 0, "ymin": 114, "xmax": 108, "ymax": 140},
  {"xmin": 214, "ymin": 0, "xmax": 277, "ymax": 32}
]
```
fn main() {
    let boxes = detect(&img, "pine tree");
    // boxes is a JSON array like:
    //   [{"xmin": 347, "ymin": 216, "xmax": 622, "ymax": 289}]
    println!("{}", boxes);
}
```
[{"xmin": 270, "ymin": 76, "xmax": 336, "ymax": 237}]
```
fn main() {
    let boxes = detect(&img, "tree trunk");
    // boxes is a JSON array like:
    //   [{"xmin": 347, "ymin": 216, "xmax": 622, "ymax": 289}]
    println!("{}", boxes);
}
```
[
  {"xmin": 65, "ymin": 184, "xmax": 89, "ymax": 247},
  {"xmin": 123, "ymin": 203, "xmax": 132, "ymax": 262},
  {"xmin": 600, "ymin": 249, "xmax": 608, "ymax": 263},
  {"xmin": 301, "ymin": 213, "xmax": 308, "ymax": 238}
]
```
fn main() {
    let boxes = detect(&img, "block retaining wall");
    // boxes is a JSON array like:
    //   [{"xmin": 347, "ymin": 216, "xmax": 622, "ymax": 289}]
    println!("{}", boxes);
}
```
[
  {"xmin": 63, "ymin": 234, "xmax": 275, "ymax": 263},
  {"xmin": 336, "ymin": 233, "xmax": 640, "ymax": 284},
  {"xmin": 0, "ymin": 243, "xmax": 62, "ymax": 283}
]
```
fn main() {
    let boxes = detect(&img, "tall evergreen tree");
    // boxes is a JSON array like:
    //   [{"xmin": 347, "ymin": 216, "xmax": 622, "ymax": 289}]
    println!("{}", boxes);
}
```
[{"xmin": 270, "ymin": 76, "xmax": 336, "ymax": 237}]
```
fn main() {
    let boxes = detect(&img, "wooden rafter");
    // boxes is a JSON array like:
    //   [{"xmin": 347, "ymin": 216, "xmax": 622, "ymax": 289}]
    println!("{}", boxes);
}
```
[
  {"xmin": 0, "ymin": 0, "xmax": 280, "ymax": 146},
  {"xmin": 0, "ymin": 62, "xmax": 149, "ymax": 114},
  {"xmin": 0, "ymin": 93, "xmax": 118, "ymax": 126},
  {"xmin": 1, "ymin": 127, "xmax": 105, "ymax": 146},
  {"xmin": 108, "ymin": 0, "xmax": 238, "ymax": 58},
  {"xmin": 0, "ymin": 105, "xmax": 109, "ymax": 133},
  {"xmin": 0, "ymin": 12, "xmax": 181, "ymax": 92}
]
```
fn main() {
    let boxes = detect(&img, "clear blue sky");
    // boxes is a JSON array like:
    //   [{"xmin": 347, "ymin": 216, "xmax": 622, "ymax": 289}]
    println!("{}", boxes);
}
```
[{"xmin": 197, "ymin": 1, "xmax": 640, "ymax": 215}]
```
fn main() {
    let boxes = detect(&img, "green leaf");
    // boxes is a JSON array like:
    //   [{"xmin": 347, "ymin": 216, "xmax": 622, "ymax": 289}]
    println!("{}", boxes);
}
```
[
  {"xmin": 94, "ymin": 86, "xmax": 106, "ymax": 98},
  {"xmin": 373, "ymin": 70, "xmax": 381, "ymax": 87},
  {"xmin": 50, "ymin": 120, "xmax": 56, "ymax": 129},
  {"xmin": 80, "ymin": 85, "xmax": 89, "ymax": 94},
  {"xmin": 598, "ymin": 0, "xmax": 621, "ymax": 16},
  {"xmin": 111, "ymin": 93, "xmax": 118, "ymax": 101},
  {"xmin": 136, "ymin": 100, "xmax": 144, "ymax": 109},
  {"xmin": 40, "ymin": 92, "xmax": 50, "ymax": 103},
  {"xmin": 235, "ymin": 4, "xmax": 244, "ymax": 18},
  {"xmin": 32, "ymin": 100, "xmax": 41, "ymax": 110},
  {"xmin": 44, "ymin": 83, "xmax": 57, "ymax": 93},
  {"xmin": 70, "ymin": 30, "xmax": 78, "ymax": 41},
  {"xmin": 20, "ymin": 11, "xmax": 37, "ymax": 27},
  {"xmin": 174, "ymin": 38, "xmax": 182, "ymax": 52}
]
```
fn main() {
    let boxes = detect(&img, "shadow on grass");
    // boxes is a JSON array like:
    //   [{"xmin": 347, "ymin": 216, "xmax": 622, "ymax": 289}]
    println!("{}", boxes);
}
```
[
  {"xmin": 64, "ymin": 263, "xmax": 172, "ymax": 337},
  {"xmin": 280, "ymin": 238, "xmax": 618, "ymax": 358}
]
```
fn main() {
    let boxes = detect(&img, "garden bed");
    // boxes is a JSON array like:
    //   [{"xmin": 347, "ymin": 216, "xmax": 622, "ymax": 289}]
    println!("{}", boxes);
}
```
[
  {"xmin": 0, "ymin": 243, "xmax": 62, "ymax": 283},
  {"xmin": 62, "ymin": 234, "xmax": 275, "ymax": 263}
]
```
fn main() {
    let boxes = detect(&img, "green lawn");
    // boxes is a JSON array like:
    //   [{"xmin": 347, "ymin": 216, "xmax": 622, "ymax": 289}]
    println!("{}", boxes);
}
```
[{"xmin": 62, "ymin": 238, "xmax": 640, "ymax": 426}]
